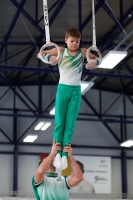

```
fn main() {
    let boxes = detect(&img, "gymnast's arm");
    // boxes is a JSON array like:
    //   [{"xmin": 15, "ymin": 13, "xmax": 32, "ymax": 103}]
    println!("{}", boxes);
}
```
[
  {"xmin": 34, "ymin": 142, "xmax": 61, "ymax": 184},
  {"xmin": 63, "ymin": 145, "xmax": 83, "ymax": 187},
  {"xmin": 37, "ymin": 47, "xmax": 64, "ymax": 63},
  {"xmin": 38, "ymin": 48, "xmax": 58, "ymax": 58}
]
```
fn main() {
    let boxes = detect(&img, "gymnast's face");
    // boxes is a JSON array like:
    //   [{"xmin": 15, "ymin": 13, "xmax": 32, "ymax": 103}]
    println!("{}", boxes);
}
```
[{"xmin": 65, "ymin": 36, "xmax": 80, "ymax": 51}]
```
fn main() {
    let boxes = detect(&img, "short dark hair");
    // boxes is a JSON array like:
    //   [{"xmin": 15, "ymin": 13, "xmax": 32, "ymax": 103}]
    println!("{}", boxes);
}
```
[
  {"xmin": 76, "ymin": 160, "xmax": 84, "ymax": 173},
  {"xmin": 38, "ymin": 159, "xmax": 44, "ymax": 166},
  {"xmin": 65, "ymin": 28, "xmax": 81, "ymax": 39},
  {"xmin": 38, "ymin": 157, "xmax": 47, "ymax": 166}
]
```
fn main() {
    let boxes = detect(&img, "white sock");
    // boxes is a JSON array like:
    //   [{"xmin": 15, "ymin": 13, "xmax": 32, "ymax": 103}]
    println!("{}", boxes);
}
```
[
  {"xmin": 61, "ymin": 156, "xmax": 68, "ymax": 170},
  {"xmin": 53, "ymin": 153, "xmax": 62, "ymax": 169}
]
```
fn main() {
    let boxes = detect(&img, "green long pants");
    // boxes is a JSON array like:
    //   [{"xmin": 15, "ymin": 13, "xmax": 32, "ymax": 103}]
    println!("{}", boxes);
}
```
[{"xmin": 53, "ymin": 84, "xmax": 81, "ymax": 156}]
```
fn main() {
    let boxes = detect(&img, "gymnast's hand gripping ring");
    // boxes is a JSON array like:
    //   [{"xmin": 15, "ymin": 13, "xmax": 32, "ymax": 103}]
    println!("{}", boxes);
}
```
[{"xmin": 39, "ymin": 42, "xmax": 61, "ymax": 65}]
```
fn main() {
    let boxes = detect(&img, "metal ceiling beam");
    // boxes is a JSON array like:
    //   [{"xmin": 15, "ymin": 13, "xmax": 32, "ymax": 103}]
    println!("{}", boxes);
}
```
[
  {"xmin": 10, "ymin": 0, "xmax": 45, "ymax": 37},
  {"xmin": 99, "ymin": 90, "xmax": 102, "ymax": 114},
  {"xmin": 0, "ymin": 46, "xmax": 32, "ymax": 65},
  {"xmin": 7, "ymin": 47, "xmax": 36, "ymax": 79},
  {"xmin": 0, "ymin": 78, "xmax": 133, "ymax": 95},
  {"xmin": 82, "ymin": 95, "xmax": 121, "ymax": 143},
  {"xmin": 0, "ymin": 128, "xmax": 13, "ymax": 143},
  {"xmin": 0, "ymin": 141, "xmax": 132, "ymax": 151},
  {"xmin": 17, "ymin": 86, "xmax": 38, "ymax": 110},
  {"xmin": 127, "ymin": 96, "xmax": 133, "ymax": 106},
  {"xmin": 16, "ymin": 143, "xmax": 133, "ymax": 151},
  {"xmin": 13, "ymin": 146, "xmax": 18, "ymax": 194},
  {"xmin": 96, "ymin": 0, "xmax": 122, "ymax": 27},
  {"xmin": 122, "ymin": 61, "xmax": 133, "ymax": 75},
  {"xmin": 1, "ymin": 64, "xmax": 133, "ymax": 80},
  {"xmin": 125, "ymin": 80, "xmax": 133, "ymax": 88},
  {"xmin": 16, "ymin": 109, "xmax": 52, "ymax": 142},
  {"xmin": 9, "ymin": 75, "xmax": 133, "ymax": 95},
  {"xmin": 38, "ymin": 72, "xmax": 42, "ymax": 115},
  {"xmin": 81, "ymin": 3, "xmax": 101, "ymax": 31},
  {"xmin": 0, "ymin": 41, "xmax": 107, "ymax": 46},
  {"xmin": 93, "ymin": 85, "xmax": 133, "ymax": 96},
  {"xmin": 1, "ymin": 80, "xmax": 133, "ymax": 94},
  {"xmin": 37, "ymin": 0, "xmax": 61, "ymax": 24},
  {"xmin": 16, "ymin": 97, "xmax": 55, "ymax": 142},
  {"xmin": 125, "ymin": 51, "xmax": 133, "ymax": 63},
  {"xmin": 78, "ymin": 0, "xmax": 82, "ymax": 43},
  {"xmin": 1, "ymin": 107, "xmax": 133, "ymax": 119},
  {"xmin": 10, "ymin": 0, "xmax": 67, "ymax": 38},
  {"xmin": 119, "ymin": 0, "xmax": 124, "ymax": 24},
  {"xmin": 0, "ymin": 73, "xmax": 38, "ymax": 116},
  {"xmin": 49, "ymin": 0, "xmax": 67, "ymax": 27},
  {"xmin": 114, "ymin": 28, "xmax": 133, "ymax": 50},
  {"xmin": 103, "ymin": 94, "xmax": 122, "ymax": 115},
  {"xmin": 119, "ymin": 79, "xmax": 127, "ymax": 142},
  {"xmin": 35, "ymin": 0, "xmax": 38, "ymax": 22},
  {"xmin": 17, "ymin": 72, "xmax": 38, "ymax": 83},
  {"xmin": 101, "ymin": 4, "xmax": 133, "ymax": 52},
  {"xmin": 14, "ymin": 47, "xmax": 36, "ymax": 81},
  {"xmin": 0, "ymin": 88, "xmax": 10, "ymax": 101},
  {"xmin": 13, "ymin": 108, "xmax": 18, "ymax": 192},
  {"xmin": 0, "ymin": 0, "xmax": 26, "ymax": 56},
  {"xmin": 1, "ymin": 112, "xmax": 133, "ymax": 125},
  {"xmin": 40, "ymin": 69, "xmax": 55, "ymax": 83},
  {"xmin": 17, "ymin": 118, "xmax": 39, "ymax": 142},
  {"xmin": 42, "ymin": 98, "xmax": 55, "ymax": 113}
]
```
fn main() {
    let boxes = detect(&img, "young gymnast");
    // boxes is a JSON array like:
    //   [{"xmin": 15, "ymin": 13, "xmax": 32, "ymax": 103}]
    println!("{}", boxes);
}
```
[{"xmin": 37, "ymin": 27, "xmax": 101, "ymax": 170}]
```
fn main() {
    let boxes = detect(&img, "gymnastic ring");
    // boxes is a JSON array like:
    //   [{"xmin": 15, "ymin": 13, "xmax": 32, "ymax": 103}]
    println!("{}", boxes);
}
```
[{"xmin": 39, "ymin": 42, "xmax": 61, "ymax": 64}]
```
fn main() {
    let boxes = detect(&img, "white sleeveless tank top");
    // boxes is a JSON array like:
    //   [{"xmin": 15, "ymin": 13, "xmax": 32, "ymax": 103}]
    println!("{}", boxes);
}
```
[{"xmin": 59, "ymin": 48, "xmax": 84, "ymax": 85}]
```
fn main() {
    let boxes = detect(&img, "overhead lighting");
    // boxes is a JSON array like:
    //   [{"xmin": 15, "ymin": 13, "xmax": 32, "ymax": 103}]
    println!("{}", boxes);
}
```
[
  {"xmin": 41, "ymin": 122, "xmax": 51, "ymax": 130},
  {"xmin": 99, "ymin": 50, "xmax": 127, "ymax": 69},
  {"xmin": 49, "ymin": 107, "xmax": 55, "ymax": 115},
  {"xmin": 81, "ymin": 81, "xmax": 94, "ymax": 95},
  {"xmin": 23, "ymin": 135, "xmax": 38, "ymax": 143},
  {"xmin": 120, "ymin": 140, "xmax": 133, "ymax": 147},
  {"xmin": 34, "ymin": 122, "xmax": 44, "ymax": 130}
]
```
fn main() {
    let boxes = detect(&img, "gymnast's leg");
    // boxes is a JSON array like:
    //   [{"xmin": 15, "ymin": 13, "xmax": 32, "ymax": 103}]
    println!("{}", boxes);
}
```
[
  {"xmin": 62, "ymin": 86, "xmax": 81, "ymax": 170},
  {"xmin": 53, "ymin": 84, "xmax": 68, "ymax": 168}
]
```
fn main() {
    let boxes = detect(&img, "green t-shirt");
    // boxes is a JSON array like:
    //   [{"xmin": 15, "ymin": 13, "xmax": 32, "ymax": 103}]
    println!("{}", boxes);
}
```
[{"xmin": 32, "ymin": 175, "xmax": 71, "ymax": 200}]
